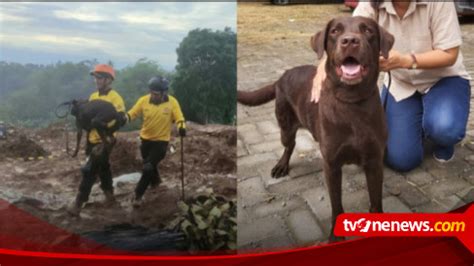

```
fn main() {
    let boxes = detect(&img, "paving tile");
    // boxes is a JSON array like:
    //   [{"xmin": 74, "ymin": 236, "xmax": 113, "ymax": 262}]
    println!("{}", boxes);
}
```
[{"xmin": 287, "ymin": 208, "xmax": 325, "ymax": 245}]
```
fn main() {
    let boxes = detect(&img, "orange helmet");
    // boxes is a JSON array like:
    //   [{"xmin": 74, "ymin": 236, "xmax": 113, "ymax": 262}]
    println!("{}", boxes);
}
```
[{"xmin": 90, "ymin": 64, "xmax": 115, "ymax": 80}]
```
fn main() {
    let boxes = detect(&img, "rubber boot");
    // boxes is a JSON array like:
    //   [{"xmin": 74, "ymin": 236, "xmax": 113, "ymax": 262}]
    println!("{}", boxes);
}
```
[
  {"xmin": 67, "ymin": 198, "xmax": 83, "ymax": 217},
  {"xmin": 104, "ymin": 190, "xmax": 116, "ymax": 205},
  {"xmin": 132, "ymin": 195, "xmax": 143, "ymax": 208},
  {"xmin": 150, "ymin": 175, "xmax": 162, "ymax": 190}
]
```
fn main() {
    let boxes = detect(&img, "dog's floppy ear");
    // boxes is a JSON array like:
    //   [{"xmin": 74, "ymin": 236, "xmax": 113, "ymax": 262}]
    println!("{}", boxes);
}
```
[
  {"xmin": 310, "ymin": 19, "xmax": 333, "ymax": 59},
  {"xmin": 378, "ymin": 25, "xmax": 394, "ymax": 59}
]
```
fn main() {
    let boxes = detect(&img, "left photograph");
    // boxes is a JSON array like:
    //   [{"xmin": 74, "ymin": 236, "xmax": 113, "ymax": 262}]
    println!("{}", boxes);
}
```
[{"xmin": 0, "ymin": 2, "xmax": 237, "ymax": 253}]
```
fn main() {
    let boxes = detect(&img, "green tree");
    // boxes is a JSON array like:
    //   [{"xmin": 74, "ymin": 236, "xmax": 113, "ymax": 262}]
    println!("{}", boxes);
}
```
[
  {"xmin": 0, "ymin": 61, "xmax": 93, "ymax": 126},
  {"xmin": 172, "ymin": 27, "xmax": 236, "ymax": 125},
  {"xmin": 0, "ymin": 59, "xmax": 170, "ymax": 128}
]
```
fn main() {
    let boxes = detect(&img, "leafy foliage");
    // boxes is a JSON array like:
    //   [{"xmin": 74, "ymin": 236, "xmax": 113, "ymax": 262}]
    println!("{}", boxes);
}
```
[
  {"xmin": 0, "ymin": 61, "xmax": 96, "ymax": 127},
  {"xmin": 170, "ymin": 190, "xmax": 237, "ymax": 252},
  {"xmin": 173, "ymin": 28, "xmax": 236, "ymax": 125}
]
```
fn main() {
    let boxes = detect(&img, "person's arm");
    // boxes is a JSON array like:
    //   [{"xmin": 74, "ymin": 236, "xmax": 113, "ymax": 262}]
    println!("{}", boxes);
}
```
[
  {"xmin": 379, "ymin": 47, "xmax": 459, "ymax": 72},
  {"xmin": 380, "ymin": 2, "xmax": 461, "ymax": 72},
  {"xmin": 171, "ymin": 97, "xmax": 186, "ymax": 137},
  {"xmin": 172, "ymin": 98, "xmax": 185, "ymax": 127},
  {"xmin": 127, "ymin": 97, "xmax": 143, "ymax": 122},
  {"xmin": 310, "ymin": 56, "xmax": 327, "ymax": 103}
]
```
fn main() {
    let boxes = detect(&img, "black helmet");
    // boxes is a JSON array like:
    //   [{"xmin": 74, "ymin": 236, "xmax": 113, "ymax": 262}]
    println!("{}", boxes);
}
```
[{"xmin": 148, "ymin": 76, "xmax": 169, "ymax": 92}]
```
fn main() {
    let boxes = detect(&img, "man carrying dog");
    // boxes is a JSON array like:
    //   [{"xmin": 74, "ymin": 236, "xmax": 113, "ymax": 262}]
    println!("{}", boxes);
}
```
[
  {"xmin": 124, "ymin": 76, "xmax": 186, "ymax": 208},
  {"xmin": 68, "ymin": 64, "xmax": 126, "ymax": 216}
]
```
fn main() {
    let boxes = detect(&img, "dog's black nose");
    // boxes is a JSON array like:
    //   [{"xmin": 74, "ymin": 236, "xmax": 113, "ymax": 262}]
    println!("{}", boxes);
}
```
[{"xmin": 341, "ymin": 35, "xmax": 360, "ymax": 47}]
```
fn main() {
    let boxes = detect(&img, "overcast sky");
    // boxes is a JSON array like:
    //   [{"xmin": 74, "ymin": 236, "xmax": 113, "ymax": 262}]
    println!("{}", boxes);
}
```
[{"xmin": 0, "ymin": 2, "xmax": 236, "ymax": 70}]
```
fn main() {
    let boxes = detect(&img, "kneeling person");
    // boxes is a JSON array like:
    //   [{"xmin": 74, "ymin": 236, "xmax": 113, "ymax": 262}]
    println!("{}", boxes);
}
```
[{"xmin": 126, "ymin": 76, "xmax": 186, "ymax": 207}]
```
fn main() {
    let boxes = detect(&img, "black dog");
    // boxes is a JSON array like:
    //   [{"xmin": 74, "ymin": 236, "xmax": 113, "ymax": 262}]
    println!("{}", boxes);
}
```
[
  {"xmin": 70, "ymin": 99, "xmax": 125, "ymax": 157},
  {"xmin": 238, "ymin": 16, "xmax": 394, "ymax": 241}
]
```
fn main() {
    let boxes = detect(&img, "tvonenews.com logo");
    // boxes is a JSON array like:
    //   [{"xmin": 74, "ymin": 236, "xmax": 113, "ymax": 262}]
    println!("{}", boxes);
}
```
[
  {"xmin": 342, "ymin": 218, "xmax": 466, "ymax": 233},
  {"xmin": 333, "ymin": 205, "xmax": 474, "ymax": 253}
]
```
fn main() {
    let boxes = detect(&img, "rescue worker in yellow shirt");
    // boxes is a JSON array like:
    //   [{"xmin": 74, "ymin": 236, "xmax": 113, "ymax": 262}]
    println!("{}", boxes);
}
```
[
  {"xmin": 125, "ymin": 76, "xmax": 186, "ymax": 208},
  {"xmin": 68, "ymin": 64, "xmax": 126, "ymax": 216}
]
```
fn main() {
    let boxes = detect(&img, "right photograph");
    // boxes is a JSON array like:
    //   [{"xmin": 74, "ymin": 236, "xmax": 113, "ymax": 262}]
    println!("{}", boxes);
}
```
[{"xmin": 237, "ymin": 1, "xmax": 474, "ymax": 251}]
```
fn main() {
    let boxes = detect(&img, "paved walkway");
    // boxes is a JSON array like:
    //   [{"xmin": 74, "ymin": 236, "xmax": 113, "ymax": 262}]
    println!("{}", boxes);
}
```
[{"xmin": 237, "ymin": 3, "xmax": 474, "ymax": 252}]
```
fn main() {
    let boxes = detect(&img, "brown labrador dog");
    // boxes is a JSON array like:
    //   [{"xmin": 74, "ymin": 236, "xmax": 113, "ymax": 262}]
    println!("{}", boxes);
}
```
[
  {"xmin": 237, "ymin": 16, "xmax": 394, "ymax": 241},
  {"xmin": 70, "ymin": 99, "xmax": 126, "ymax": 157}
]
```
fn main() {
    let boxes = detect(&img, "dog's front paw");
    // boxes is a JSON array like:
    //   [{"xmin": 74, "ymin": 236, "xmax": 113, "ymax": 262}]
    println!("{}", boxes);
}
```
[{"xmin": 271, "ymin": 163, "xmax": 289, "ymax": 178}]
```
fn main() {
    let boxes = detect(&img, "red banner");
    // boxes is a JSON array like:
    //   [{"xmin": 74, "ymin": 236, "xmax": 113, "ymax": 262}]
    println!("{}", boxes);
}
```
[
  {"xmin": 335, "ymin": 204, "xmax": 474, "ymax": 253},
  {"xmin": 0, "ymin": 200, "xmax": 472, "ymax": 265}
]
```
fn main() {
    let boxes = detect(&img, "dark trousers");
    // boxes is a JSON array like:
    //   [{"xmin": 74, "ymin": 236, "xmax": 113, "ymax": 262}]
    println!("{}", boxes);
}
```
[
  {"xmin": 135, "ymin": 139, "xmax": 168, "ymax": 200},
  {"xmin": 76, "ymin": 143, "xmax": 114, "ymax": 203}
]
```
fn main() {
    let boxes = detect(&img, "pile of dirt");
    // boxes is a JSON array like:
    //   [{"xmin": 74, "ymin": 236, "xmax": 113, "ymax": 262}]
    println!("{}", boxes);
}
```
[
  {"xmin": 110, "ymin": 137, "xmax": 142, "ymax": 176},
  {"xmin": 0, "ymin": 122, "xmax": 236, "ymax": 244},
  {"xmin": 209, "ymin": 149, "xmax": 236, "ymax": 173},
  {"xmin": 173, "ymin": 125, "xmax": 236, "ymax": 175},
  {"xmin": 0, "ymin": 133, "xmax": 49, "ymax": 160},
  {"xmin": 37, "ymin": 122, "xmax": 68, "ymax": 139}
]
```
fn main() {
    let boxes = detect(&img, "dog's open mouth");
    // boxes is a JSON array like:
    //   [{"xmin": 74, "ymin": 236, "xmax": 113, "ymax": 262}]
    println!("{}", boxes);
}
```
[{"xmin": 336, "ymin": 57, "xmax": 368, "ymax": 84}]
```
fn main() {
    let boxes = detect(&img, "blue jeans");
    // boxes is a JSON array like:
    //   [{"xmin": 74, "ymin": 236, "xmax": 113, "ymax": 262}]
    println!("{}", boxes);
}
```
[{"xmin": 381, "ymin": 76, "xmax": 471, "ymax": 172}]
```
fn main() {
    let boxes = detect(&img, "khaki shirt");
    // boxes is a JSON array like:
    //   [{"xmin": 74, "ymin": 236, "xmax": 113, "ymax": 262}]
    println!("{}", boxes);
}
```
[{"xmin": 354, "ymin": 1, "xmax": 470, "ymax": 102}]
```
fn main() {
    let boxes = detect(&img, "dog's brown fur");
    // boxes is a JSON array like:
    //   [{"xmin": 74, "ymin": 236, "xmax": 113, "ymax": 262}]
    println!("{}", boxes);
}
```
[
  {"xmin": 238, "ymin": 16, "xmax": 394, "ymax": 241},
  {"xmin": 70, "ymin": 99, "xmax": 125, "ymax": 157}
]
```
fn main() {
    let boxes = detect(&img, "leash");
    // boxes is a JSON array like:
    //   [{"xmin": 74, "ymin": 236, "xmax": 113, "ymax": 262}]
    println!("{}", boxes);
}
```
[
  {"xmin": 54, "ymin": 101, "xmax": 72, "ymax": 119},
  {"xmin": 382, "ymin": 71, "xmax": 391, "ymax": 111},
  {"xmin": 55, "ymin": 102, "xmax": 75, "ymax": 157}
]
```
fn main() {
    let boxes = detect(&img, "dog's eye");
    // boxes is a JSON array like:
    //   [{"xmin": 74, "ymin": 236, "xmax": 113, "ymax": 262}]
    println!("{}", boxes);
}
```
[
  {"xmin": 330, "ymin": 28, "xmax": 340, "ymax": 34},
  {"xmin": 364, "ymin": 28, "xmax": 373, "ymax": 34}
]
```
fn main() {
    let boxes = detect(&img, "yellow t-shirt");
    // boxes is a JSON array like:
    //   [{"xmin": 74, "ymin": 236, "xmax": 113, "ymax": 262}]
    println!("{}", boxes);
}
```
[
  {"xmin": 88, "ymin": 89, "xmax": 125, "ymax": 144},
  {"xmin": 128, "ymin": 94, "xmax": 185, "ymax": 141}
]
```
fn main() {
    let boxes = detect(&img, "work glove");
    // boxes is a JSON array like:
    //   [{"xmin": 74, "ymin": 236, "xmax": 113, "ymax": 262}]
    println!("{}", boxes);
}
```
[{"xmin": 179, "ymin": 127, "xmax": 186, "ymax": 137}]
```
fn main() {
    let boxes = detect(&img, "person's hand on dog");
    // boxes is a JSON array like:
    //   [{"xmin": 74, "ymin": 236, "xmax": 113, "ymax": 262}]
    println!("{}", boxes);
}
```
[
  {"xmin": 379, "ymin": 50, "xmax": 412, "ymax": 72},
  {"xmin": 310, "ymin": 57, "xmax": 327, "ymax": 103},
  {"xmin": 117, "ymin": 112, "xmax": 129, "ymax": 127},
  {"xmin": 179, "ymin": 128, "xmax": 186, "ymax": 137}
]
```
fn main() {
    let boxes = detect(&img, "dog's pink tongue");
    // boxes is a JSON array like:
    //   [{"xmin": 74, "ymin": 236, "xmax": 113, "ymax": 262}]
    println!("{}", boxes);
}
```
[{"xmin": 341, "ymin": 64, "xmax": 361, "ymax": 76}]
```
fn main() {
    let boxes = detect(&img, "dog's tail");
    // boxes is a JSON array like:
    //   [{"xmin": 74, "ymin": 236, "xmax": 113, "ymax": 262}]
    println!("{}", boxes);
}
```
[{"xmin": 237, "ymin": 83, "xmax": 276, "ymax": 106}]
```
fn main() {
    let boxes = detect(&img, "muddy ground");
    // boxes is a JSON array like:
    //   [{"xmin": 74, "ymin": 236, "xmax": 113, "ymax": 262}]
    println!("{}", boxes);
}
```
[{"xmin": 0, "ymin": 122, "xmax": 236, "ymax": 235}]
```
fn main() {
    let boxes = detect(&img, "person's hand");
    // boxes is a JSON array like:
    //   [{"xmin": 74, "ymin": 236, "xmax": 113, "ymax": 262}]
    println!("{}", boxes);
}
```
[
  {"xmin": 379, "ymin": 50, "xmax": 412, "ymax": 72},
  {"xmin": 179, "ymin": 128, "xmax": 186, "ymax": 137},
  {"xmin": 117, "ymin": 112, "xmax": 129, "ymax": 127},
  {"xmin": 310, "ymin": 59, "xmax": 327, "ymax": 103}
]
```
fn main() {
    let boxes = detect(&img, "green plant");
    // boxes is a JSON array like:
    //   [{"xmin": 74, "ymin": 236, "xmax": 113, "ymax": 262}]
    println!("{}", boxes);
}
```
[{"xmin": 172, "ymin": 190, "xmax": 237, "ymax": 252}]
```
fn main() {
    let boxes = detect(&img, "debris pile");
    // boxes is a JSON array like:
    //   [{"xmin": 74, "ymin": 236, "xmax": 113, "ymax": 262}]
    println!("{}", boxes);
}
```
[
  {"xmin": 0, "ymin": 122, "xmax": 237, "ymax": 248},
  {"xmin": 0, "ymin": 130, "xmax": 49, "ymax": 161}
]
